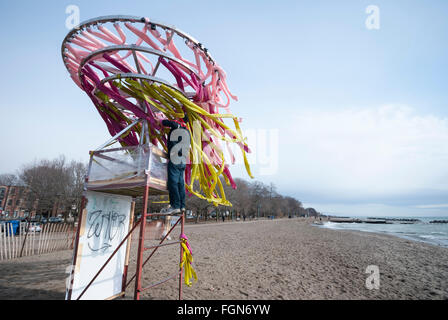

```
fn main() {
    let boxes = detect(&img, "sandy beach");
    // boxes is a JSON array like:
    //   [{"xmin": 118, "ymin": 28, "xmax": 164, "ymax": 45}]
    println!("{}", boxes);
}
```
[{"xmin": 0, "ymin": 218, "xmax": 447, "ymax": 300}]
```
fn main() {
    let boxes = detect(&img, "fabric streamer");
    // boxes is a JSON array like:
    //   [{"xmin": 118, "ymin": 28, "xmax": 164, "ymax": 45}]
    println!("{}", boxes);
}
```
[
  {"xmin": 179, "ymin": 234, "xmax": 197, "ymax": 287},
  {"xmin": 62, "ymin": 16, "xmax": 253, "ymax": 206}
]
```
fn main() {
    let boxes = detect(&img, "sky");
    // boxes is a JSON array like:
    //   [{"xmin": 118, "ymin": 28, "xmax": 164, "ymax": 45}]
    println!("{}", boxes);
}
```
[{"xmin": 0, "ymin": 0, "xmax": 447, "ymax": 217}]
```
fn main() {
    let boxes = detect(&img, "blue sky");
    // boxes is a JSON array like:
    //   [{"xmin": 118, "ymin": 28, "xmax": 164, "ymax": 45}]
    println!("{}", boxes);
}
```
[{"xmin": 0, "ymin": 0, "xmax": 447, "ymax": 216}]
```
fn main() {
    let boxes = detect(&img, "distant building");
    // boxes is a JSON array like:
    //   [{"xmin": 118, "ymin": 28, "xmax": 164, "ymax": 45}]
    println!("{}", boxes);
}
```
[
  {"xmin": 0, "ymin": 185, "xmax": 35, "ymax": 218},
  {"xmin": 0, "ymin": 186, "xmax": 6, "ymax": 211},
  {"xmin": 0, "ymin": 185, "xmax": 64, "ymax": 219}
]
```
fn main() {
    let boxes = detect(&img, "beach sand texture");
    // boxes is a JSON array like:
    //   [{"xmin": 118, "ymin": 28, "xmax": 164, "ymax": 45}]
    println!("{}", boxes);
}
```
[{"xmin": 0, "ymin": 218, "xmax": 447, "ymax": 300}]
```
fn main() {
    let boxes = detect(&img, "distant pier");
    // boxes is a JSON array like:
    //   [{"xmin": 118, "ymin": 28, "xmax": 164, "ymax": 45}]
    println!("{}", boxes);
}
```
[{"xmin": 328, "ymin": 217, "xmax": 422, "ymax": 224}]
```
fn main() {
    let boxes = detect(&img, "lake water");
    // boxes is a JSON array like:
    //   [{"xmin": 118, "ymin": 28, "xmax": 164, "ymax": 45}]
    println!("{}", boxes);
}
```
[{"xmin": 316, "ymin": 216, "xmax": 448, "ymax": 248}]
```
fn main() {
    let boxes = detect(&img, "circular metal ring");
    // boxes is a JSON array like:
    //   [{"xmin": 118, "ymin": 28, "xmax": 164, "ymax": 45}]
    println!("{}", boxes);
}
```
[
  {"xmin": 61, "ymin": 14, "xmax": 215, "ymax": 76},
  {"xmin": 78, "ymin": 44, "xmax": 200, "ymax": 85},
  {"xmin": 93, "ymin": 73, "xmax": 188, "ymax": 98}
]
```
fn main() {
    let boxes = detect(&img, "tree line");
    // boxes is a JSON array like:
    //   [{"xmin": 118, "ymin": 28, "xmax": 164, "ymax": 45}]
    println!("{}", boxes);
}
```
[
  {"xmin": 1, "ymin": 156, "xmax": 317, "ymax": 221},
  {"xmin": 182, "ymin": 178, "xmax": 310, "ymax": 221}
]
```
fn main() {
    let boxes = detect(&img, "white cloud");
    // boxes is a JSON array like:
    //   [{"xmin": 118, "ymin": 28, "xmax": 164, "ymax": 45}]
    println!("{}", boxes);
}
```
[
  {"xmin": 282, "ymin": 104, "xmax": 448, "ymax": 199},
  {"xmin": 415, "ymin": 204, "xmax": 448, "ymax": 209}
]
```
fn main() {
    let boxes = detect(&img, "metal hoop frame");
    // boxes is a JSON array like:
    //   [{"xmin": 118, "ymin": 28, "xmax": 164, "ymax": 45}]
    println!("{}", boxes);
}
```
[
  {"xmin": 95, "ymin": 73, "xmax": 188, "ymax": 98},
  {"xmin": 79, "ymin": 44, "xmax": 200, "ymax": 83},
  {"xmin": 61, "ymin": 15, "xmax": 215, "ymax": 74}
]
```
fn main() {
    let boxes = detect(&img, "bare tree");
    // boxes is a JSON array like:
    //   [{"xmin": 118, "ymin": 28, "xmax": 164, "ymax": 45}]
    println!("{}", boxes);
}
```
[
  {"xmin": 0, "ymin": 174, "xmax": 18, "ymax": 186},
  {"xmin": 185, "ymin": 181, "xmax": 214, "ymax": 223},
  {"xmin": 18, "ymin": 156, "xmax": 83, "ymax": 219},
  {"xmin": 224, "ymin": 178, "xmax": 251, "ymax": 219},
  {"xmin": 64, "ymin": 160, "xmax": 88, "ymax": 220}
]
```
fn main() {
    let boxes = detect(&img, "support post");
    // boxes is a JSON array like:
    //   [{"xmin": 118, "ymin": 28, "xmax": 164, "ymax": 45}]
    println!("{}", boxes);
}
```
[
  {"xmin": 19, "ymin": 216, "xmax": 31, "ymax": 257},
  {"xmin": 122, "ymin": 200, "xmax": 135, "ymax": 297},
  {"xmin": 134, "ymin": 184, "xmax": 150, "ymax": 300},
  {"xmin": 179, "ymin": 211, "xmax": 185, "ymax": 300}
]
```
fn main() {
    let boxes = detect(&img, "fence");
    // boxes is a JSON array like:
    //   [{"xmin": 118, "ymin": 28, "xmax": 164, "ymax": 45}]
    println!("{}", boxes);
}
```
[{"xmin": 0, "ymin": 222, "xmax": 75, "ymax": 261}]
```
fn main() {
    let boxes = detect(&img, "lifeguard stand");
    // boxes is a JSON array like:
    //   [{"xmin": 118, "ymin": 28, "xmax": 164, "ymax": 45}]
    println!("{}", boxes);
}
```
[{"xmin": 70, "ymin": 121, "xmax": 186, "ymax": 300}]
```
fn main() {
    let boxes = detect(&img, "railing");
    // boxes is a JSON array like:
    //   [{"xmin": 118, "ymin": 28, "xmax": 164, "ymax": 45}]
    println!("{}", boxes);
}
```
[{"xmin": 0, "ymin": 222, "xmax": 75, "ymax": 261}]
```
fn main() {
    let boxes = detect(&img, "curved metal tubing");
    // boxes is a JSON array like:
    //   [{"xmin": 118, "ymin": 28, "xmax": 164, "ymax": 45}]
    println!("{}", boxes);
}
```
[
  {"xmin": 78, "ymin": 44, "xmax": 200, "ymax": 83},
  {"xmin": 61, "ymin": 15, "xmax": 215, "ymax": 74},
  {"xmin": 92, "ymin": 72, "xmax": 188, "ymax": 99}
]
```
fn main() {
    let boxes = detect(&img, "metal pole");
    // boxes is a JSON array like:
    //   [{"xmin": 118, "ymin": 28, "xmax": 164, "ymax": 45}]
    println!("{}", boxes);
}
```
[
  {"xmin": 179, "ymin": 212, "xmax": 185, "ymax": 300},
  {"xmin": 134, "ymin": 184, "xmax": 150, "ymax": 300},
  {"xmin": 125, "ymin": 215, "xmax": 182, "ymax": 289},
  {"xmin": 122, "ymin": 200, "xmax": 135, "ymax": 297},
  {"xmin": 130, "ymin": 51, "xmax": 151, "ymax": 146},
  {"xmin": 151, "ymin": 32, "xmax": 174, "ymax": 77},
  {"xmin": 19, "ymin": 216, "xmax": 31, "ymax": 257},
  {"xmin": 94, "ymin": 120, "xmax": 140, "ymax": 151}
]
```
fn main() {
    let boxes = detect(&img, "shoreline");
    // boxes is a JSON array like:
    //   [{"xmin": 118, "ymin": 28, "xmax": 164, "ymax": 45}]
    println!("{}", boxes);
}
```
[
  {"xmin": 315, "ymin": 218, "xmax": 448, "ymax": 249},
  {"xmin": 0, "ymin": 218, "xmax": 447, "ymax": 300}
]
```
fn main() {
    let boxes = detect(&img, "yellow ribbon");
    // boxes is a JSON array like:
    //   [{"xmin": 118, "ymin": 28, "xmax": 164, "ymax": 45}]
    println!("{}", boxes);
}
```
[
  {"xmin": 179, "ymin": 238, "xmax": 197, "ymax": 287},
  {"xmin": 94, "ymin": 80, "xmax": 253, "ymax": 207}
]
